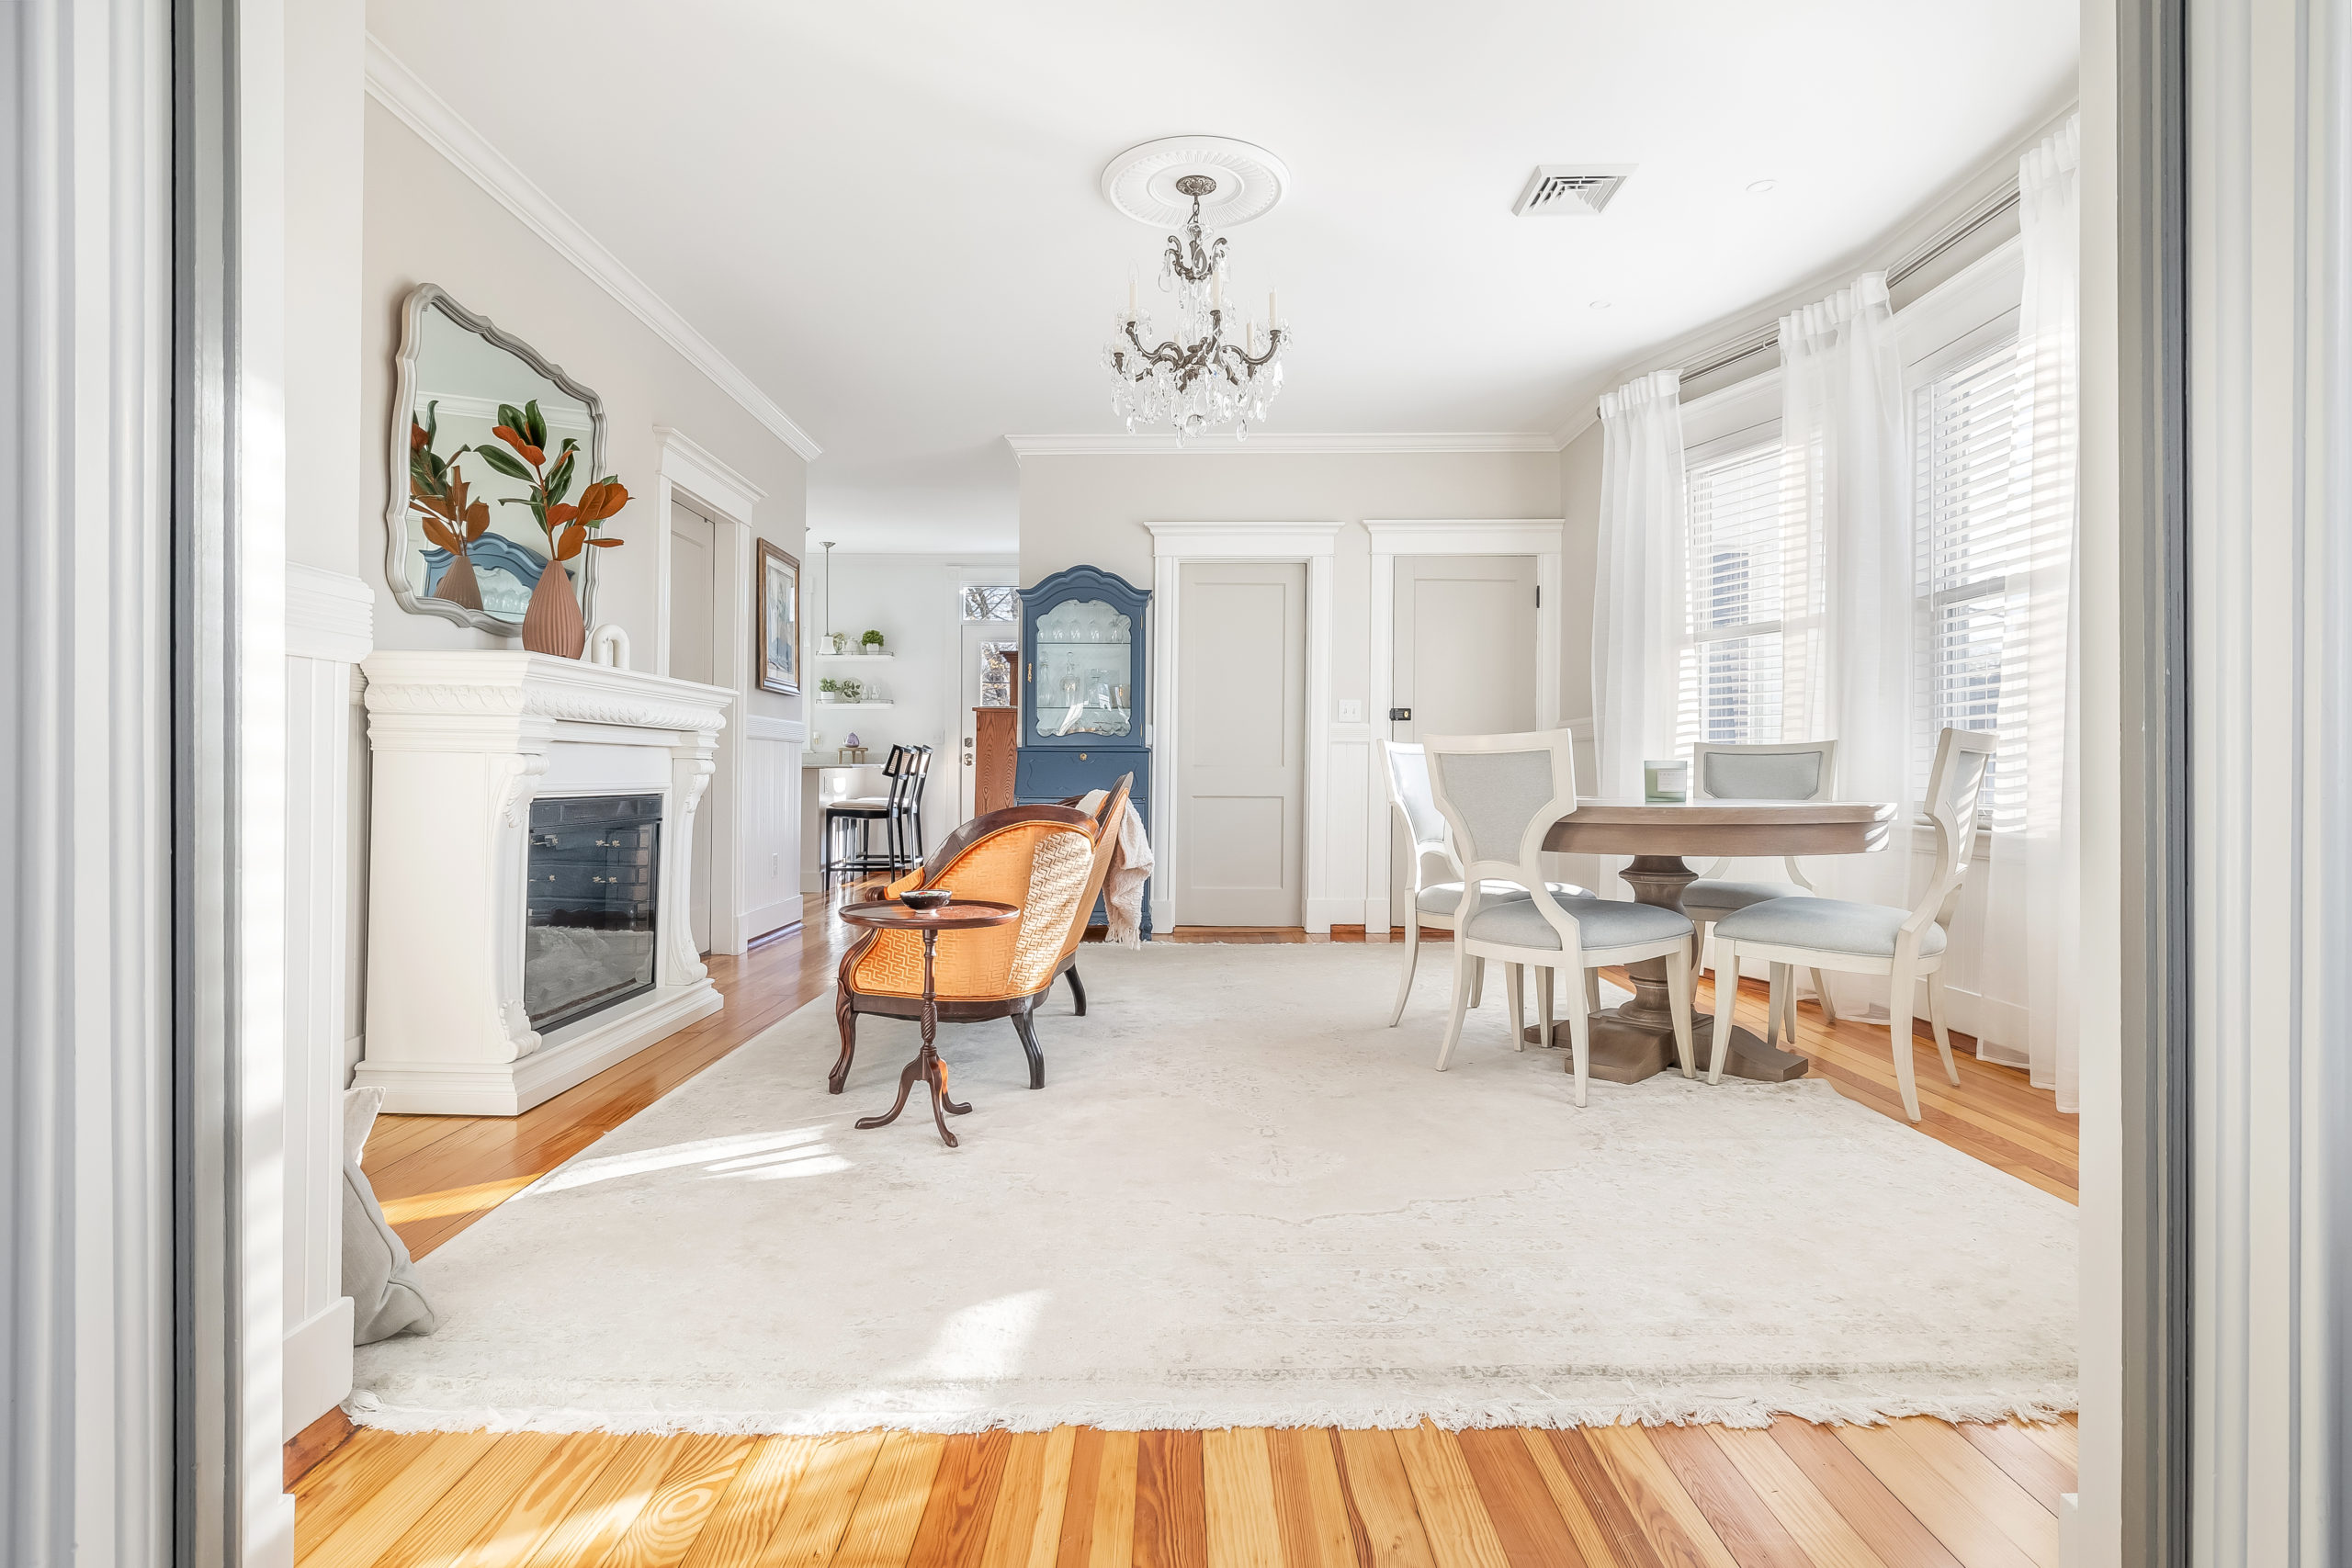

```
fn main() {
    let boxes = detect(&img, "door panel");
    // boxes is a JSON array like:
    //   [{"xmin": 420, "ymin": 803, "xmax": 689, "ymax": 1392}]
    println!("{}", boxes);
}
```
[
  {"xmin": 1390, "ymin": 554, "xmax": 1539, "ymax": 920},
  {"xmin": 1175, "ymin": 561, "xmax": 1305, "ymax": 926},
  {"xmin": 668, "ymin": 502, "xmax": 718, "ymax": 953}
]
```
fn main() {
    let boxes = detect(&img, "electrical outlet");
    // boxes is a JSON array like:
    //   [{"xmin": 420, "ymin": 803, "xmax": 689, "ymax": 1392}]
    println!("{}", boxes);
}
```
[{"xmin": 1337, "ymin": 698, "xmax": 1364, "ymax": 723}]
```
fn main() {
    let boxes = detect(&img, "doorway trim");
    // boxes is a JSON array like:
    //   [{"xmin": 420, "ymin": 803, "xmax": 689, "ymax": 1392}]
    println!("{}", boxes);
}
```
[
  {"xmin": 941, "ymin": 561, "xmax": 1020, "ymax": 832},
  {"xmin": 651, "ymin": 428, "xmax": 763, "ymax": 954},
  {"xmin": 1364, "ymin": 519, "xmax": 1566, "ymax": 933},
  {"xmin": 1146, "ymin": 522, "xmax": 1342, "ymax": 932}
]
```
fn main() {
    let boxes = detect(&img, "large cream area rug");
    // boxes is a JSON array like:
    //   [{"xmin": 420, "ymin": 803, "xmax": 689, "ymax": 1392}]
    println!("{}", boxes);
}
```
[{"xmin": 351, "ymin": 942, "xmax": 2077, "ymax": 1434}]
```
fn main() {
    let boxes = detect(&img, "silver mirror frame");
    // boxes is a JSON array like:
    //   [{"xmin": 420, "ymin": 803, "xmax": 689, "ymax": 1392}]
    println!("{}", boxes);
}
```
[{"xmin": 383, "ymin": 282, "xmax": 608, "ymax": 635}]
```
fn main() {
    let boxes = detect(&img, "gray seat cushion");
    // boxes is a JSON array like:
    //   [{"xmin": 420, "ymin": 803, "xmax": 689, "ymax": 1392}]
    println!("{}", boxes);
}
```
[
  {"xmin": 1712, "ymin": 897, "xmax": 1949, "ymax": 958},
  {"xmin": 1416, "ymin": 879, "xmax": 1595, "ymax": 914},
  {"xmin": 1680, "ymin": 878, "xmax": 1806, "ymax": 917},
  {"xmin": 1463, "ymin": 897, "xmax": 1692, "ymax": 952}
]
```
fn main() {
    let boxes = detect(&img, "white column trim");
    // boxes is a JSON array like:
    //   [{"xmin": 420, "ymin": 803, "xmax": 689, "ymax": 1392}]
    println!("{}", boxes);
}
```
[
  {"xmin": 1146, "ymin": 521, "xmax": 1342, "ymax": 931},
  {"xmin": 1363, "ymin": 519, "xmax": 1568, "ymax": 931},
  {"xmin": 652, "ymin": 426, "xmax": 761, "ymax": 954}
]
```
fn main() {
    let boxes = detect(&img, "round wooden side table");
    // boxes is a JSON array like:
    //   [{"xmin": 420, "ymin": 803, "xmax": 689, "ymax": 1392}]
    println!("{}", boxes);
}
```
[{"xmin": 835, "ymin": 898, "xmax": 1022, "ymax": 1147}]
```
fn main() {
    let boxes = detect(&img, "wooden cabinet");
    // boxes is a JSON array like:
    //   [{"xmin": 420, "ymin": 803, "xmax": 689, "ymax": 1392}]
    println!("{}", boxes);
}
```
[{"xmin": 972, "ymin": 706, "xmax": 1017, "ymax": 817}]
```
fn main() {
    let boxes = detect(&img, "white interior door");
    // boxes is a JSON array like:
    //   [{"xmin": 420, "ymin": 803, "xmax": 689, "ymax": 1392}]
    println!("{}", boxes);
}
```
[
  {"xmin": 668, "ymin": 501, "xmax": 718, "ymax": 954},
  {"xmin": 1390, "ymin": 554, "xmax": 1540, "ymax": 918},
  {"xmin": 1175, "ymin": 560, "xmax": 1306, "ymax": 927}
]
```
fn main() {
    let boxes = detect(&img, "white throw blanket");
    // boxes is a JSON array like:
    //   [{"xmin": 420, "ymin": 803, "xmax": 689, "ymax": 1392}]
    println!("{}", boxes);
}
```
[{"xmin": 1077, "ymin": 788, "xmax": 1153, "ymax": 944}]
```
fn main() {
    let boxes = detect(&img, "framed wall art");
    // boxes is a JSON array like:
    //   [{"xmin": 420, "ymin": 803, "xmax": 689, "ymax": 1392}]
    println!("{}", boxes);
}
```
[{"xmin": 755, "ymin": 540, "xmax": 801, "ymax": 696}]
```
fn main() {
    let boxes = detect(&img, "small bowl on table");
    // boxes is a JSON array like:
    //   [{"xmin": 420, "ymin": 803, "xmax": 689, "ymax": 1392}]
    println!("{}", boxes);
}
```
[{"xmin": 896, "ymin": 888, "xmax": 954, "ymax": 913}]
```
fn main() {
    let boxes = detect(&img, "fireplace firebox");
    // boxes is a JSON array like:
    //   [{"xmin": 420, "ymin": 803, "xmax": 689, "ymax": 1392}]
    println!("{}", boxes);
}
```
[{"xmin": 525, "ymin": 794, "xmax": 662, "ymax": 1032}]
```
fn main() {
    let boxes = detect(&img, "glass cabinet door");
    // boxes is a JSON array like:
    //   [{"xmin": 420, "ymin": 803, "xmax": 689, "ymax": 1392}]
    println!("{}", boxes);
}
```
[{"xmin": 1030, "ymin": 598, "xmax": 1135, "ymax": 740}]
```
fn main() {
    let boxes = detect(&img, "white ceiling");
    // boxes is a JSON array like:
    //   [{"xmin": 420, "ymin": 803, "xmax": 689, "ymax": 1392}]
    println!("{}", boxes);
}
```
[{"xmin": 368, "ymin": 1, "xmax": 2077, "ymax": 552}]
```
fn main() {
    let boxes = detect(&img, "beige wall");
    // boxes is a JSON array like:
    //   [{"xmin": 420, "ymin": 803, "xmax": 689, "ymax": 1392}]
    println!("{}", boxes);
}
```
[
  {"xmin": 359, "ymin": 96, "xmax": 809, "ymax": 706},
  {"xmin": 1018, "ymin": 449, "xmax": 1569, "ymax": 713},
  {"xmin": 1558, "ymin": 422, "xmax": 1603, "ymax": 727}
]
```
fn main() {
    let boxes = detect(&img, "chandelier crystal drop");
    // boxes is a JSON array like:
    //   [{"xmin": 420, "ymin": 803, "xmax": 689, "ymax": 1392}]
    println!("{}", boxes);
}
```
[{"xmin": 1102, "ymin": 175, "xmax": 1288, "ymax": 443}]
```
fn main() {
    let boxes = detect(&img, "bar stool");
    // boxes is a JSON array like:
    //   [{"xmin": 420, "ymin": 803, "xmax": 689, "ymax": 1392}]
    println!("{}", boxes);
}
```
[{"xmin": 823, "ymin": 745, "xmax": 932, "ymax": 890}]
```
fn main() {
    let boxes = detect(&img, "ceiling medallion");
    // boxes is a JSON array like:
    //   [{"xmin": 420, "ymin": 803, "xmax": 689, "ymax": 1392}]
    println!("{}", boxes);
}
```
[{"xmin": 1101, "ymin": 140, "xmax": 1290, "ymax": 443}]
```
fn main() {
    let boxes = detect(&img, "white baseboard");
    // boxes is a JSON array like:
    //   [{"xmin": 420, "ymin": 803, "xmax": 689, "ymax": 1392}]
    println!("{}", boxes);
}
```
[
  {"xmin": 282, "ymin": 1297, "xmax": 355, "ymax": 1439},
  {"xmin": 1305, "ymin": 897, "xmax": 1374, "ymax": 932},
  {"xmin": 352, "ymin": 982, "xmax": 722, "ymax": 1115},
  {"xmin": 741, "ymin": 896, "xmax": 804, "ymax": 942}
]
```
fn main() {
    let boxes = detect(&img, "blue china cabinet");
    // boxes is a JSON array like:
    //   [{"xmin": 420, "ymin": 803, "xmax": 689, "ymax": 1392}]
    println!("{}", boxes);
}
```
[{"xmin": 1015, "ymin": 565, "xmax": 1152, "ymax": 936}]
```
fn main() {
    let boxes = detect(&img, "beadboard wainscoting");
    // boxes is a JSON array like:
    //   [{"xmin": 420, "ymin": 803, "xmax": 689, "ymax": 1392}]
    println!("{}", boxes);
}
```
[
  {"xmin": 283, "ymin": 564, "xmax": 376, "ymax": 1438},
  {"xmin": 741, "ymin": 714, "xmax": 807, "ymax": 942}
]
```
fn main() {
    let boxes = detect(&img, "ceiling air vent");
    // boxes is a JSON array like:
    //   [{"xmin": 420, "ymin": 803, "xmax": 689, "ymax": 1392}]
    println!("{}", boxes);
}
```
[{"xmin": 1512, "ymin": 164, "xmax": 1634, "ymax": 218}]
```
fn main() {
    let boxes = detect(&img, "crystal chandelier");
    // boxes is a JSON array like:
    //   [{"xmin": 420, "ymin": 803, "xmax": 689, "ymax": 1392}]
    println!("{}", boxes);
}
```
[{"xmin": 1103, "ymin": 175, "xmax": 1288, "ymax": 443}]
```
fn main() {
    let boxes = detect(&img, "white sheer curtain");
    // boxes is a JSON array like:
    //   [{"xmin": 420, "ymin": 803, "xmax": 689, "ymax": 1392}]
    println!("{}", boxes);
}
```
[
  {"xmin": 1779, "ymin": 274, "xmax": 1913, "ymax": 1016},
  {"xmin": 1591, "ymin": 368, "xmax": 1688, "ymax": 802},
  {"xmin": 1976, "ymin": 118, "xmax": 2082, "ymax": 1111}
]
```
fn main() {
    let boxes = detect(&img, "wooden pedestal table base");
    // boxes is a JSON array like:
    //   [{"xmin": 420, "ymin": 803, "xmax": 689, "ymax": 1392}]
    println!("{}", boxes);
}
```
[
  {"xmin": 1537, "ymin": 796, "xmax": 1897, "ymax": 1085},
  {"xmin": 836, "ymin": 898, "xmax": 1022, "ymax": 1147}
]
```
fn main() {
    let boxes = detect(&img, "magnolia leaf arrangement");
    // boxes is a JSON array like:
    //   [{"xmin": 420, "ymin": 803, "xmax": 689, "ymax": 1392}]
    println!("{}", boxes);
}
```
[
  {"xmin": 471, "ymin": 399, "xmax": 631, "ymax": 566},
  {"xmin": 408, "ymin": 401, "xmax": 491, "ymax": 609}
]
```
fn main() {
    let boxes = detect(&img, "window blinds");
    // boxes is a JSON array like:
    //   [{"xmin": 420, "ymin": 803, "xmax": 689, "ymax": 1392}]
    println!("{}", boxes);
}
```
[
  {"xmin": 1914, "ymin": 338, "xmax": 2027, "ymax": 801},
  {"xmin": 1680, "ymin": 441, "xmax": 1795, "ymax": 746}
]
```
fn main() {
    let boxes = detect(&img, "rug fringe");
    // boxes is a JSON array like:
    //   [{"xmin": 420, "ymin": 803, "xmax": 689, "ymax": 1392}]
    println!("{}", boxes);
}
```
[{"xmin": 345, "ymin": 1384, "xmax": 2078, "ymax": 1437}]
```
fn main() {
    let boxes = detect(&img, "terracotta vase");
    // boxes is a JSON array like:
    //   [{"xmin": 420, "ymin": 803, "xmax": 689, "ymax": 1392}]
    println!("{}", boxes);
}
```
[
  {"xmin": 435, "ymin": 547, "xmax": 483, "ymax": 610},
  {"xmin": 522, "ymin": 562, "xmax": 584, "ymax": 658}
]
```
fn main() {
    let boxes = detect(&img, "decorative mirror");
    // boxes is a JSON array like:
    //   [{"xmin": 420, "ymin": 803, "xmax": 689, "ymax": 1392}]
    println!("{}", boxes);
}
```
[{"xmin": 384, "ymin": 284, "xmax": 607, "ymax": 634}]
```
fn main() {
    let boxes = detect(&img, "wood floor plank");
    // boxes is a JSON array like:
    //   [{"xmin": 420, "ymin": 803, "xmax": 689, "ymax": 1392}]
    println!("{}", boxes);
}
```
[
  {"xmin": 1952, "ymin": 1425, "xmax": 2071, "ymax": 1517},
  {"xmin": 1200, "ymin": 1429, "xmax": 1283, "ymax": 1568},
  {"xmin": 1266, "ymin": 1427, "xmax": 1360, "ymax": 1568},
  {"xmin": 1703, "ymin": 1427, "xmax": 1892, "ymax": 1568},
  {"xmin": 1885, "ymin": 1420, "xmax": 2060, "ymax": 1563},
  {"xmin": 1643, "ymin": 1425, "xmax": 1812, "ymax": 1568},
  {"xmin": 373, "ymin": 1431, "xmax": 567, "ymax": 1568},
  {"xmin": 680, "ymin": 1434, "xmax": 824, "ymax": 1568},
  {"xmin": 603, "ymin": 1434, "xmax": 759, "ymax": 1568},
  {"xmin": 1134, "ymin": 1429, "xmax": 1208, "ymax": 1568},
  {"xmin": 1544, "ymin": 1430, "xmax": 1670, "ymax": 1568},
  {"xmin": 978, "ymin": 1431, "xmax": 1050, "ymax": 1568},
  {"xmin": 1510, "ymin": 1429, "xmax": 1627, "ymax": 1568},
  {"xmin": 515, "ymin": 1434, "xmax": 684, "ymax": 1568},
  {"xmin": 1051, "ymin": 1428, "xmax": 1108, "ymax": 1568},
  {"xmin": 1584, "ymin": 1426, "xmax": 1740, "ymax": 1568},
  {"xmin": 2006, "ymin": 1421, "xmax": 2077, "ymax": 1474},
  {"xmin": 1331, "ymin": 1427, "xmax": 1440, "ymax": 1568},
  {"xmin": 1763, "ymin": 1422, "xmax": 1962, "ymax": 1568},
  {"xmin": 1019, "ymin": 1427, "xmax": 1080, "ymax": 1568},
  {"xmin": 300, "ymin": 1430, "xmax": 503, "ymax": 1568},
  {"xmin": 444, "ymin": 1433, "xmax": 629, "ymax": 1568},
  {"xmin": 1830, "ymin": 1425, "xmax": 2041, "ymax": 1568},
  {"xmin": 908, "ymin": 1430, "xmax": 1013, "ymax": 1568},
  {"xmin": 1391, "ymin": 1424, "xmax": 1511, "ymax": 1568},
  {"xmin": 1453, "ymin": 1427, "xmax": 1590, "ymax": 1568},
  {"xmin": 834, "ymin": 1432, "xmax": 950, "ymax": 1568},
  {"xmin": 752, "ymin": 1430, "xmax": 888, "ymax": 1568},
  {"xmin": 293, "ymin": 1431, "xmax": 429, "ymax": 1557},
  {"xmin": 1084, "ymin": 1431, "xmax": 1141, "ymax": 1568}
]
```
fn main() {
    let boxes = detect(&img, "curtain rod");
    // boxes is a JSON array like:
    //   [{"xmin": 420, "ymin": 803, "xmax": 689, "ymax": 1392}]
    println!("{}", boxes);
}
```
[{"xmin": 1671, "ymin": 179, "xmax": 2023, "ymax": 385}]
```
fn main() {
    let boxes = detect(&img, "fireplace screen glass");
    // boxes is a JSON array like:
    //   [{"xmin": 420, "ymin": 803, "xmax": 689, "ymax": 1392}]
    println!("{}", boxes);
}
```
[{"xmin": 526, "ymin": 794, "xmax": 661, "ymax": 1031}]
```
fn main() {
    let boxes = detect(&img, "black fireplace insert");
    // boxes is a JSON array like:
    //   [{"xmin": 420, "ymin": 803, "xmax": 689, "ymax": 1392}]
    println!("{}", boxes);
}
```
[{"xmin": 525, "ymin": 794, "xmax": 662, "ymax": 1031}]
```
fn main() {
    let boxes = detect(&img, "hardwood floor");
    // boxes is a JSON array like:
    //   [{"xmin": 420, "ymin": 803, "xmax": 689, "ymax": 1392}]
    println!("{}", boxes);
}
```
[{"xmin": 318, "ymin": 896, "xmax": 2080, "ymax": 1567}]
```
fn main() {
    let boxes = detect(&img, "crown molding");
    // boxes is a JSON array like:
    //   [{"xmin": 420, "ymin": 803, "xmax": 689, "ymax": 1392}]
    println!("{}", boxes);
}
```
[
  {"xmin": 364, "ymin": 38, "xmax": 822, "ymax": 463},
  {"xmin": 1004, "ymin": 431, "xmax": 1561, "ymax": 458}
]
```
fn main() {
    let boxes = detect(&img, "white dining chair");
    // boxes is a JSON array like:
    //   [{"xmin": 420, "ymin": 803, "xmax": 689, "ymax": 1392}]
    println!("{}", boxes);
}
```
[
  {"xmin": 1680, "ymin": 739, "xmax": 1842, "ymax": 1041},
  {"xmin": 1379, "ymin": 740, "xmax": 1596, "ymax": 1027},
  {"xmin": 1707, "ymin": 726, "xmax": 1996, "ymax": 1121},
  {"xmin": 1421, "ymin": 729, "xmax": 1696, "ymax": 1105}
]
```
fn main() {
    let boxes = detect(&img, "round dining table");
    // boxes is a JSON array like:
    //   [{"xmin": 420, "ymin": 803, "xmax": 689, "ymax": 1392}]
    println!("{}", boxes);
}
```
[{"xmin": 1536, "ymin": 797, "xmax": 1898, "ymax": 1083}]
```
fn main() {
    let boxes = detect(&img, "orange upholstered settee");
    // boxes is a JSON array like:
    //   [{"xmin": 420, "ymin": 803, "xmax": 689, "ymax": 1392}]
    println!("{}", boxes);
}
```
[{"xmin": 829, "ymin": 775, "xmax": 1131, "ymax": 1095}]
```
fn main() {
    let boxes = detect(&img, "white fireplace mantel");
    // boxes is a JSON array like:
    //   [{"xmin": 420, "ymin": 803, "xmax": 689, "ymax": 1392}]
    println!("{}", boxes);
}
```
[{"xmin": 356, "ymin": 651, "xmax": 733, "ymax": 1115}]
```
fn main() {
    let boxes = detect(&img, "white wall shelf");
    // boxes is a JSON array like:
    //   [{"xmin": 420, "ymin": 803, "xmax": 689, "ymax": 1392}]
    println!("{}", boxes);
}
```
[
  {"xmin": 815, "ymin": 699, "xmax": 896, "ymax": 709},
  {"xmin": 815, "ymin": 651, "xmax": 896, "ymax": 661}
]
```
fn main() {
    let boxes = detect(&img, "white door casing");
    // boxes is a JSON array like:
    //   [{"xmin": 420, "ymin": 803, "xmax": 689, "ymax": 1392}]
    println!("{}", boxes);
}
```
[
  {"xmin": 651, "ymin": 428, "xmax": 765, "ymax": 954},
  {"xmin": 1147, "ymin": 522, "xmax": 1340, "ymax": 932},
  {"xmin": 1174, "ymin": 560, "xmax": 1307, "ymax": 926},
  {"xmin": 941, "ymin": 561, "xmax": 1019, "ymax": 831},
  {"xmin": 1365, "ymin": 520, "xmax": 1566, "ymax": 932},
  {"xmin": 669, "ymin": 500, "xmax": 720, "ymax": 953}
]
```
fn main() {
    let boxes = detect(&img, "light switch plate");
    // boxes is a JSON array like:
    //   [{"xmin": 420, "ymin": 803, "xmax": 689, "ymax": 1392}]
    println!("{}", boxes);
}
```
[{"xmin": 1337, "ymin": 698, "xmax": 1364, "ymax": 723}]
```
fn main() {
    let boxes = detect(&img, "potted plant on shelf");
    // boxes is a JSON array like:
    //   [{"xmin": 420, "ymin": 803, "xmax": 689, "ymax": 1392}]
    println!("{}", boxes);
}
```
[
  {"xmin": 473, "ymin": 399, "xmax": 629, "ymax": 657},
  {"xmin": 861, "ymin": 629, "xmax": 886, "ymax": 655},
  {"xmin": 408, "ymin": 402, "xmax": 488, "ymax": 609}
]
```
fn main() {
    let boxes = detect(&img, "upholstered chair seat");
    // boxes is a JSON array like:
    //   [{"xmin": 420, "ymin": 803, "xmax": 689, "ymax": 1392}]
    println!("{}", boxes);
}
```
[
  {"xmin": 1678, "ymin": 878, "xmax": 1807, "ymax": 918},
  {"xmin": 1463, "ymin": 897, "xmax": 1693, "ymax": 952},
  {"xmin": 1712, "ymin": 897, "xmax": 1951, "ymax": 960}
]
